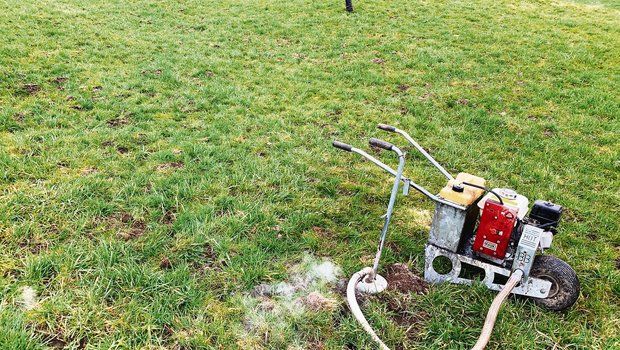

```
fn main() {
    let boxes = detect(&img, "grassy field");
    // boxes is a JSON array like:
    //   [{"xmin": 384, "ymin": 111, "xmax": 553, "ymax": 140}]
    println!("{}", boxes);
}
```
[{"xmin": 1, "ymin": 0, "xmax": 619, "ymax": 349}]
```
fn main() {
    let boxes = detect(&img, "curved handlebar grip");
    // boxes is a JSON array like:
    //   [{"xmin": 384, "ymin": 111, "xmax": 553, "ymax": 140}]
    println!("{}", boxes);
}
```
[
  {"xmin": 377, "ymin": 123, "xmax": 396, "ymax": 132},
  {"xmin": 332, "ymin": 140, "xmax": 353, "ymax": 152},
  {"xmin": 369, "ymin": 138, "xmax": 394, "ymax": 151}
]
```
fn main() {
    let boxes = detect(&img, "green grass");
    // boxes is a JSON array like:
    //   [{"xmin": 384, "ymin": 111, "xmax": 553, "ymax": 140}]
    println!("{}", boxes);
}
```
[{"xmin": 1, "ymin": 0, "xmax": 619, "ymax": 349}]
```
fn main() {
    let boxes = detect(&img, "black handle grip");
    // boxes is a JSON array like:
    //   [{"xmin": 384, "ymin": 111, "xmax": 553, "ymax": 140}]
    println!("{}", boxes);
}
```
[
  {"xmin": 332, "ymin": 140, "xmax": 353, "ymax": 152},
  {"xmin": 369, "ymin": 138, "xmax": 394, "ymax": 151},
  {"xmin": 377, "ymin": 123, "xmax": 396, "ymax": 132}
]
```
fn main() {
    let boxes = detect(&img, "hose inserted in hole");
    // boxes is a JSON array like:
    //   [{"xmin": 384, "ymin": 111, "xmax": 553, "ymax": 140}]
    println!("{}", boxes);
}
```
[
  {"xmin": 346, "ymin": 267, "xmax": 524, "ymax": 350},
  {"xmin": 346, "ymin": 267, "xmax": 391, "ymax": 350}
]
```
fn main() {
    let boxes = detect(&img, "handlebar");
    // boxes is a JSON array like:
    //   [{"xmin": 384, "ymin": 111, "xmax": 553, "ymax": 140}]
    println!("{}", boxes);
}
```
[
  {"xmin": 376, "ymin": 123, "xmax": 454, "ymax": 181},
  {"xmin": 369, "ymin": 138, "xmax": 394, "ymax": 151},
  {"xmin": 332, "ymin": 140, "xmax": 353, "ymax": 152},
  {"xmin": 329, "ymin": 138, "xmax": 465, "ymax": 210},
  {"xmin": 377, "ymin": 123, "xmax": 396, "ymax": 132}
]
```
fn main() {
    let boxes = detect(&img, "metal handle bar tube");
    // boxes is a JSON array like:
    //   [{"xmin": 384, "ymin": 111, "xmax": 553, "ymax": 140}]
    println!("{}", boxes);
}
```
[
  {"xmin": 331, "ymin": 141, "xmax": 465, "ymax": 209},
  {"xmin": 349, "ymin": 147, "xmax": 465, "ymax": 210},
  {"xmin": 378, "ymin": 124, "xmax": 455, "ymax": 181},
  {"xmin": 369, "ymin": 141, "xmax": 405, "ymax": 280}
]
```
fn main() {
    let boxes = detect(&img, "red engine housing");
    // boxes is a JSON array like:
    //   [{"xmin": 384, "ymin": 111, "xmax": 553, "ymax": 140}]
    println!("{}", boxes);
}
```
[{"xmin": 473, "ymin": 200, "xmax": 518, "ymax": 259}]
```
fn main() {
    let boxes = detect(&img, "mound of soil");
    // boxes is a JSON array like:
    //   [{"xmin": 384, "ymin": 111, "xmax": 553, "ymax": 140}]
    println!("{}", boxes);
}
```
[{"xmin": 384, "ymin": 263, "xmax": 428, "ymax": 294}]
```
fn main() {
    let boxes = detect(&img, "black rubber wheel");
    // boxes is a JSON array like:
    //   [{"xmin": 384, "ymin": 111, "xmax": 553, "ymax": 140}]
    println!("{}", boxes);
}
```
[{"xmin": 529, "ymin": 255, "xmax": 580, "ymax": 311}]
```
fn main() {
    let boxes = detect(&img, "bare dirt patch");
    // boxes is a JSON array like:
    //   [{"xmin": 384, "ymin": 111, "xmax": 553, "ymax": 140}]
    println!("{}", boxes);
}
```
[
  {"xmin": 13, "ymin": 112, "xmax": 26, "ymax": 122},
  {"xmin": 23, "ymin": 83, "xmax": 40, "ymax": 94},
  {"xmin": 50, "ymin": 77, "xmax": 68, "ymax": 90},
  {"xmin": 161, "ymin": 210, "xmax": 176, "ymax": 225},
  {"xmin": 127, "ymin": 220, "xmax": 146, "ymax": 239},
  {"xmin": 107, "ymin": 213, "xmax": 147, "ymax": 240},
  {"xmin": 80, "ymin": 167, "xmax": 97, "ymax": 176},
  {"xmin": 155, "ymin": 162, "xmax": 184, "ymax": 171},
  {"xmin": 50, "ymin": 76, "xmax": 68, "ymax": 85},
  {"xmin": 384, "ymin": 263, "xmax": 428, "ymax": 294},
  {"xmin": 301, "ymin": 291, "xmax": 337, "ymax": 312},
  {"xmin": 107, "ymin": 116, "xmax": 130, "ymax": 128},
  {"xmin": 418, "ymin": 92, "xmax": 433, "ymax": 101},
  {"xmin": 159, "ymin": 256, "xmax": 172, "ymax": 269},
  {"xmin": 311, "ymin": 226, "xmax": 330, "ymax": 238}
]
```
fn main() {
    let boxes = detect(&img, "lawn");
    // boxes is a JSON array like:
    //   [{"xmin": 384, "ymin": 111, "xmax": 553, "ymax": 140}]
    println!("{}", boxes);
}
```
[{"xmin": 0, "ymin": 0, "xmax": 619, "ymax": 349}]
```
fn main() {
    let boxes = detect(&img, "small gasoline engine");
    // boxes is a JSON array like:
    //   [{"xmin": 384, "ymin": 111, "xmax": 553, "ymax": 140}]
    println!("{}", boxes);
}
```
[{"xmin": 333, "ymin": 124, "xmax": 580, "ymax": 350}]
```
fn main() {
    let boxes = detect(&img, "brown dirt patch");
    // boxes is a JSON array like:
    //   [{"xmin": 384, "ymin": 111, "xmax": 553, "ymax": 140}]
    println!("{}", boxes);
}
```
[
  {"xmin": 107, "ymin": 116, "xmax": 130, "ymax": 128},
  {"xmin": 116, "ymin": 146, "xmax": 129, "ymax": 154},
  {"xmin": 23, "ymin": 83, "xmax": 40, "ymax": 94},
  {"xmin": 418, "ymin": 92, "xmax": 433, "ymax": 101},
  {"xmin": 155, "ymin": 162, "xmax": 184, "ymax": 171},
  {"xmin": 13, "ymin": 112, "xmax": 26, "ymax": 122},
  {"xmin": 161, "ymin": 211, "xmax": 176, "ymax": 225},
  {"xmin": 301, "ymin": 291, "xmax": 337, "ymax": 312},
  {"xmin": 120, "ymin": 213, "xmax": 132, "ymax": 223},
  {"xmin": 29, "ymin": 241, "xmax": 50, "ymax": 254},
  {"xmin": 111, "ymin": 213, "xmax": 147, "ymax": 240},
  {"xmin": 141, "ymin": 69, "xmax": 162, "ymax": 75},
  {"xmin": 50, "ymin": 76, "xmax": 68, "ymax": 85},
  {"xmin": 384, "ymin": 263, "xmax": 428, "ymax": 295},
  {"xmin": 129, "ymin": 220, "xmax": 146, "ymax": 237},
  {"xmin": 159, "ymin": 257, "xmax": 172, "ymax": 269},
  {"xmin": 311, "ymin": 226, "xmax": 331, "ymax": 238},
  {"xmin": 615, "ymin": 257, "xmax": 620, "ymax": 270},
  {"xmin": 80, "ymin": 167, "xmax": 97, "ymax": 176},
  {"xmin": 397, "ymin": 84, "xmax": 410, "ymax": 92},
  {"xmin": 372, "ymin": 58, "xmax": 385, "ymax": 64},
  {"xmin": 307, "ymin": 341, "xmax": 326, "ymax": 350}
]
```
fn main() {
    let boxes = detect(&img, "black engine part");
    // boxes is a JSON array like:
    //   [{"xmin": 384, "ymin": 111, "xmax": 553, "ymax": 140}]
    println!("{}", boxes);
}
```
[{"xmin": 529, "ymin": 200, "xmax": 563, "ymax": 232}]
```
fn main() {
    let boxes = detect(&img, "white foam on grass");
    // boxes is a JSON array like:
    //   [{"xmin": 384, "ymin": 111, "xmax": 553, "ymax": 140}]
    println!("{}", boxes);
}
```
[
  {"xmin": 308, "ymin": 260, "xmax": 341, "ymax": 283},
  {"xmin": 239, "ymin": 253, "xmax": 342, "ymax": 347},
  {"xmin": 18, "ymin": 286, "xmax": 38, "ymax": 310}
]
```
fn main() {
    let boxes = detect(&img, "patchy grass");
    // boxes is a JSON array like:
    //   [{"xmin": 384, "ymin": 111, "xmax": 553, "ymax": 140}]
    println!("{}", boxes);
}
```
[{"xmin": 0, "ymin": 0, "xmax": 619, "ymax": 349}]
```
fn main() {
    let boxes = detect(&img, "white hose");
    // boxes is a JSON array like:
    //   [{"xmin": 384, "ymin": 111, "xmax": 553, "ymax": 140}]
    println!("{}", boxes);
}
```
[
  {"xmin": 346, "ymin": 267, "xmax": 391, "ymax": 350},
  {"xmin": 346, "ymin": 267, "xmax": 524, "ymax": 350}
]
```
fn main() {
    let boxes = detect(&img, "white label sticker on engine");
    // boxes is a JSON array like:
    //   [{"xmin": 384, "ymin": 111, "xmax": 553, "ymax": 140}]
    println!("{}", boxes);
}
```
[
  {"xmin": 521, "ymin": 225, "xmax": 542, "ymax": 249},
  {"xmin": 483, "ymin": 240, "xmax": 498, "ymax": 251}
]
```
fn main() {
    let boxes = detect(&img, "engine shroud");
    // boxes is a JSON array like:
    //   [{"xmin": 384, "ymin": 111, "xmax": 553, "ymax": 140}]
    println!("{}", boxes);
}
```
[{"xmin": 473, "ymin": 200, "xmax": 518, "ymax": 260}]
